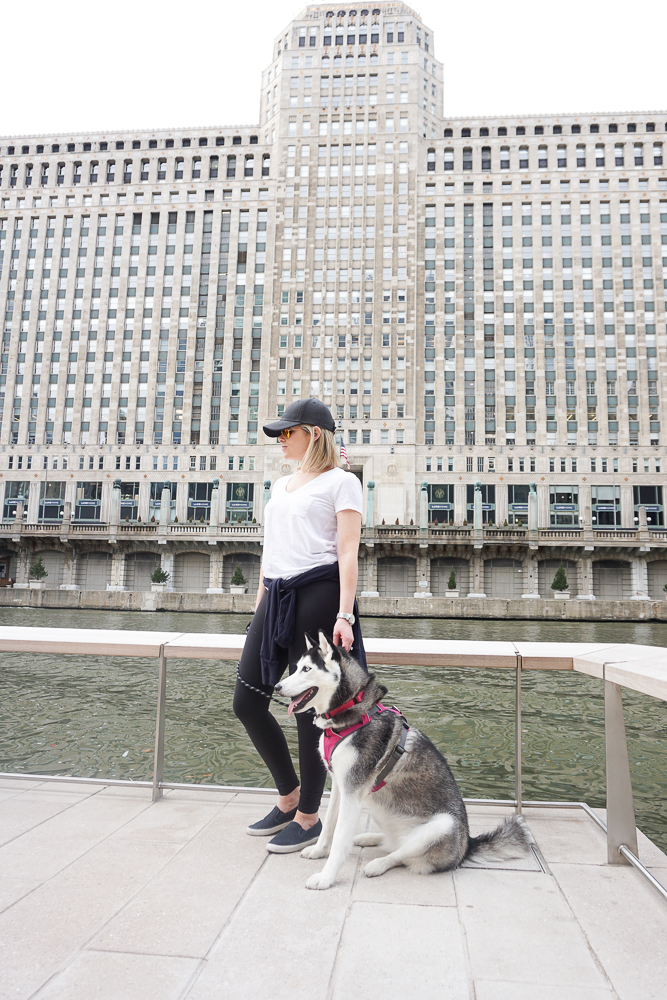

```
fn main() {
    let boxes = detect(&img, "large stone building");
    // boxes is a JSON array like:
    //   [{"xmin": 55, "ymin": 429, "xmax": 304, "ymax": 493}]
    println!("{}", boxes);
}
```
[{"xmin": 1, "ymin": 2, "xmax": 666, "ymax": 601}]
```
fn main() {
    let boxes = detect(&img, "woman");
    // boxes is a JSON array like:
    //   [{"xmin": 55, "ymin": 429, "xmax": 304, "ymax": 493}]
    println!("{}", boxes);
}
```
[{"xmin": 233, "ymin": 397, "xmax": 365, "ymax": 853}]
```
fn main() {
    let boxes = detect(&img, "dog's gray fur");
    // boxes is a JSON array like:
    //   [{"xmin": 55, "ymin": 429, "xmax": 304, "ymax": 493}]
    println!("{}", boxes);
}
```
[{"xmin": 275, "ymin": 631, "xmax": 532, "ymax": 890}]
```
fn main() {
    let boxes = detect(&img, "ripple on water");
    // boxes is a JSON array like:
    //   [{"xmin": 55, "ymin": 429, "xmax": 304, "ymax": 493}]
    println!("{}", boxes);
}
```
[{"xmin": 0, "ymin": 606, "xmax": 665, "ymax": 853}]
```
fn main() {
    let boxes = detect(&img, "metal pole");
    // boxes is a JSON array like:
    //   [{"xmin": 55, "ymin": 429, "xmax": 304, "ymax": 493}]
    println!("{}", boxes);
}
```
[
  {"xmin": 515, "ymin": 652, "xmax": 522, "ymax": 815},
  {"xmin": 152, "ymin": 645, "xmax": 167, "ymax": 802}
]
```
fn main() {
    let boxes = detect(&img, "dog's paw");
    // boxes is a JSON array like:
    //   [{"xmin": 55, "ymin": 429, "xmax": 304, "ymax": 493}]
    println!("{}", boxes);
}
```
[
  {"xmin": 364, "ymin": 857, "xmax": 390, "ymax": 878},
  {"xmin": 354, "ymin": 833, "xmax": 384, "ymax": 848},
  {"xmin": 306, "ymin": 870, "xmax": 335, "ymax": 890},
  {"xmin": 301, "ymin": 844, "xmax": 329, "ymax": 859}
]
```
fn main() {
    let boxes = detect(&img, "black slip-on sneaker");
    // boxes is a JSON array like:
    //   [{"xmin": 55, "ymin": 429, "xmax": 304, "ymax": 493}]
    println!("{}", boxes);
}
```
[
  {"xmin": 246, "ymin": 805, "xmax": 298, "ymax": 837},
  {"xmin": 266, "ymin": 819, "xmax": 322, "ymax": 854}
]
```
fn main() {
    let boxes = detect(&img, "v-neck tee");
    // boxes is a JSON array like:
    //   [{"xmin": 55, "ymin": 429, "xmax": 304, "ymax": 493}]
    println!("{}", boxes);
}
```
[{"xmin": 262, "ymin": 467, "xmax": 363, "ymax": 580}]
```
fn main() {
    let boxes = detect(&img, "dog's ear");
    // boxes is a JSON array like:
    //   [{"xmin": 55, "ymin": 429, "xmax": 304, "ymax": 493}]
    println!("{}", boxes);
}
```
[
  {"xmin": 317, "ymin": 630, "xmax": 340, "ymax": 661},
  {"xmin": 304, "ymin": 632, "xmax": 317, "ymax": 650}
]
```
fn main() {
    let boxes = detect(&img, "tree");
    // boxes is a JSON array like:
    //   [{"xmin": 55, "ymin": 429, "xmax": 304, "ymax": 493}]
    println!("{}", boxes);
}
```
[
  {"xmin": 551, "ymin": 564, "xmax": 569, "ymax": 592},
  {"xmin": 151, "ymin": 567, "xmax": 170, "ymax": 584},
  {"xmin": 231, "ymin": 565, "xmax": 247, "ymax": 587},
  {"xmin": 447, "ymin": 568, "xmax": 457, "ymax": 590},
  {"xmin": 28, "ymin": 556, "xmax": 48, "ymax": 580}
]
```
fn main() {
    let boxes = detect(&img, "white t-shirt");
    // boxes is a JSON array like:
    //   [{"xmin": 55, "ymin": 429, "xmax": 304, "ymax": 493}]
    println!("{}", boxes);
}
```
[{"xmin": 262, "ymin": 467, "xmax": 363, "ymax": 580}]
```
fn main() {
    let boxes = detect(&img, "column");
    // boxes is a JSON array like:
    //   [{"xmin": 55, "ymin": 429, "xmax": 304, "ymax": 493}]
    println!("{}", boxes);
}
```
[
  {"xmin": 60, "ymin": 545, "xmax": 79, "ymax": 590},
  {"xmin": 473, "ymin": 481, "xmax": 483, "ymax": 530},
  {"xmin": 159, "ymin": 483, "xmax": 172, "ymax": 527},
  {"xmin": 107, "ymin": 550, "xmax": 127, "ymax": 591},
  {"xmin": 621, "ymin": 484, "xmax": 634, "ymax": 529},
  {"xmin": 414, "ymin": 547, "xmax": 431, "ymax": 597},
  {"xmin": 454, "ymin": 483, "xmax": 466, "ymax": 525},
  {"xmin": 521, "ymin": 551, "xmax": 540, "ymax": 598},
  {"xmin": 365, "ymin": 480, "xmax": 375, "ymax": 528},
  {"xmin": 630, "ymin": 555, "xmax": 649, "ymax": 600},
  {"xmin": 13, "ymin": 548, "xmax": 30, "ymax": 588},
  {"xmin": 161, "ymin": 550, "xmax": 175, "ymax": 590},
  {"xmin": 361, "ymin": 546, "xmax": 378, "ymax": 597},
  {"xmin": 578, "ymin": 557, "xmax": 596, "ymax": 600},
  {"xmin": 27, "ymin": 484, "xmax": 40, "ymax": 524},
  {"xmin": 109, "ymin": 480, "xmax": 121, "ymax": 527},
  {"xmin": 468, "ymin": 553, "xmax": 486, "ymax": 598},
  {"xmin": 419, "ymin": 481, "xmax": 428, "ymax": 535},
  {"xmin": 209, "ymin": 479, "xmax": 220, "ymax": 535},
  {"xmin": 206, "ymin": 546, "xmax": 224, "ymax": 593},
  {"xmin": 495, "ymin": 483, "xmax": 508, "ymax": 527}
]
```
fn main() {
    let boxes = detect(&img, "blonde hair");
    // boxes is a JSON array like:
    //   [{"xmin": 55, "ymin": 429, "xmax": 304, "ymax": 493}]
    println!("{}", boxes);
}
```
[{"xmin": 299, "ymin": 425, "xmax": 341, "ymax": 474}]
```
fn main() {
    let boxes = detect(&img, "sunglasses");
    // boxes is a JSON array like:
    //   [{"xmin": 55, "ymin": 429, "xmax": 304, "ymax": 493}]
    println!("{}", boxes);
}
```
[{"xmin": 279, "ymin": 427, "xmax": 296, "ymax": 439}]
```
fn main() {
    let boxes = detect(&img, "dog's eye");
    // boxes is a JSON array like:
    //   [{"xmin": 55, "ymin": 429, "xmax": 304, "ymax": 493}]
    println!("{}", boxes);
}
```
[{"xmin": 303, "ymin": 665, "xmax": 311, "ymax": 672}]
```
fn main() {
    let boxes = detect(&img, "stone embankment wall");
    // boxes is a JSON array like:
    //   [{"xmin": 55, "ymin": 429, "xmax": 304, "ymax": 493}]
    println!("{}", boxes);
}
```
[{"xmin": 0, "ymin": 588, "xmax": 665, "ymax": 621}]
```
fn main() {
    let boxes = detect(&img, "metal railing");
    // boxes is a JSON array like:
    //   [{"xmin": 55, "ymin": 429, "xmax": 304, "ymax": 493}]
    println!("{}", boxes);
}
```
[{"xmin": 0, "ymin": 627, "xmax": 665, "ymax": 903}]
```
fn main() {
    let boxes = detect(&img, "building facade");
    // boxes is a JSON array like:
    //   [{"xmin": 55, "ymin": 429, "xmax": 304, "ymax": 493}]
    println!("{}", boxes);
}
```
[{"xmin": 1, "ymin": 2, "xmax": 666, "ymax": 600}]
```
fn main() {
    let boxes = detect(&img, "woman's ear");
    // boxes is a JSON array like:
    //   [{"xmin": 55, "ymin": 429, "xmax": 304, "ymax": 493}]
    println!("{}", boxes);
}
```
[{"xmin": 312, "ymin": 426, "xmax": 321, "ymax": 441}]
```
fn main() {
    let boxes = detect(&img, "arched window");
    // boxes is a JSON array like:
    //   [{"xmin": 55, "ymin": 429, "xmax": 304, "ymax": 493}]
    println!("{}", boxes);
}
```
[
  {"xmin": 576, "ymin": 144, "xmax": 586, "ymax": 167},
  {"xmin": 500, "ymin": 146, "xmax": 510, "ymax": 169},
  {"xmin": 595, "ymin": 144, "xmax": 605, "ymax": 167},
  {"xmin": 481, "ymin": 146, "xmax": 491, "ymax": 170},
  {"xmin": 557, "ymin": 145, "xmax": 567, "ymax": 167},
  {"xmin": 106, "ymin": 160, "xmax": 115, "ymax": 182},
  {"xmin": 614, "ymin": 143, "xmax": 624, "ymax": 166},
  {"xmin": 89, "ymin": 161, "xmax": 98, "ymax": 183},
  {"xmin": 72, "ymin": 161, "xmax": 81, "ymax": 184},
  {"xmin": 174, "ymin": 157, "xmax": 184, "ymax": 179},
  {"xmin": 244, "ymin": 154, "xmax": 255, "ymax": 177},
  {"xmin": 427, "ymin": 147, "xmax": 435, "ymax": 171},
  {"xmin": 40, "ymin": 163, "xmax": 49, "ymax": 186},
  {"xmin": 209, "ymin": 155, "xmax": 219, "ymax": 178},
  {"xmin": 262, "ymin": 153, "xmax": 271, "ymax": 176},
  {"xmin": 227, "ymin": 154, "xmax": 236, "ymax": 178},
  {"xmin": 140, "ymin": 159, "xmax": 149, "ymax": 181},
  {"xmin": 634, "ymin": 143, "xmax": 643, "ymax": 166},
  {"xmin": 56, "ymin": 162, "xmax": 65, "ymax": 184},
  {"xmin": 24, "ymin": 163, "xmax": 33, "ymax": 186},
  {"xmin": 462, "ymin": 146, "xmax": 472, "ymax": 170},
  {"xmin": 157, "ymin": 158, "xmax": 167, "ymax": 180},
  {"xmin": 518, "ymin": 145, "xmax": 528, "ymax": 168},
  {"xmin": 443, "ymin": 148, "xmax": 454, "ymax": 171},
  {"xmin": 191, "ymin": 156, "xmax": 201, "ymax": 179},
  {"xmin": 537, "ymin": 145, "xmax": 547, "ymax": 168},
  {"xmin": 123, "ymin": 160, "xmax": 133, "ymax": 182},
  {"xmin": 653, "ymin": 143, "xmax": 663, "ymax": 166}
]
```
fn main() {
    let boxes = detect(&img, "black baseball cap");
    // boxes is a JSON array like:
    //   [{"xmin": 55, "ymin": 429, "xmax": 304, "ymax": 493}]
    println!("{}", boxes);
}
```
[{"xmin": 263, "ymin": 398, "xmax": 335, "ymax": 437}]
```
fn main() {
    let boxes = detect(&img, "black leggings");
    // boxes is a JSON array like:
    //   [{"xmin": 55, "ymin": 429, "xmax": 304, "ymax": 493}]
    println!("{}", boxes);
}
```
[{"xmin": 233, "ymin": 579, "xmax": 340, "ymax": 815}]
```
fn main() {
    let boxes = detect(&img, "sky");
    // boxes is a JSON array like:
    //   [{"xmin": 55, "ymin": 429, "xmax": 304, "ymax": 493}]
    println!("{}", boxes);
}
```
[{"xmin": 1, "ymin": 0, "xmax": 665, "ymax": 138}]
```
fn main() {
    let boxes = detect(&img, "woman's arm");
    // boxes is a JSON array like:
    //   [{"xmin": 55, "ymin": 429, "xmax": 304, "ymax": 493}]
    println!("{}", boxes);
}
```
[
  {"xmin": 254, "ymin": 561, "xmax": 265, "ymax": 611},
  {"xmin": 333, "ymin": 509, "xmax": 361, "ymax": 651}
]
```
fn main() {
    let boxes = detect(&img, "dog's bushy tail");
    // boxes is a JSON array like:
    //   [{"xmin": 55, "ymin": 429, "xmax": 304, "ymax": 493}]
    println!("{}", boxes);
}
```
[{"xmin": 464, "ymin": 816, "xmax": 533, "ymax": 863}]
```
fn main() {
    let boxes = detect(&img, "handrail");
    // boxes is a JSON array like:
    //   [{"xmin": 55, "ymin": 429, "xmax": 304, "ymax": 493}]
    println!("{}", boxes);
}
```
[{"xmin": 1, "ymin": 627, "xmax": 666, "ymax": 901}]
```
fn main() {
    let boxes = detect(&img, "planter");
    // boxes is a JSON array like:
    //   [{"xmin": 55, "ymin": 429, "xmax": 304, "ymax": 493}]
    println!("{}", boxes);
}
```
[
  {"xmin": 446, "ymin": 590, "xmax": 459, "ymax": 598},
  {"xmin": 151, "ymin": 583, "xmax": 167, "ymax": 592},
  {"xmin": 29, "ymin": 581, "xmax": 46, "ymax": 590},
  {"xmin": 553, "ymin": 591, "xmax": 570, "ymax": 601},
  {"xmin": 230, "ymin": 585, "xmax": 247, "ymax": 595}
]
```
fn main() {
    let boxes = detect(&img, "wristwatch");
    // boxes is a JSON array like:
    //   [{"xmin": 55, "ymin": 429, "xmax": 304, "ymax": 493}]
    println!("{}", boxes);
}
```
[{"xmin": 336, "ymin": 611, "xmax": 355, "ymax": 626}]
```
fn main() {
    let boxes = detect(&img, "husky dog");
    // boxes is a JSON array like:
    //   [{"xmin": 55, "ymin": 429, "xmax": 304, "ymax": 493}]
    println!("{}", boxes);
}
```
[{"xmin": 275, "ymin": 631, "xmax": 532, "ymax": 891}]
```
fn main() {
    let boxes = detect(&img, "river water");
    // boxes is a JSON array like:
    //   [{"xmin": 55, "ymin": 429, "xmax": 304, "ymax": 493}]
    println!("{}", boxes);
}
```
[{"xmin": 1, "ymin": 608, "xmax": 666, "ymax": 853}]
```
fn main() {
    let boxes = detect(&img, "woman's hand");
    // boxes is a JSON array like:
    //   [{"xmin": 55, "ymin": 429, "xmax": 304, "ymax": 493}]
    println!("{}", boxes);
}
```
[{"xmin": 333, "ymin": 617, "xmax": 354, "ymax": 652}]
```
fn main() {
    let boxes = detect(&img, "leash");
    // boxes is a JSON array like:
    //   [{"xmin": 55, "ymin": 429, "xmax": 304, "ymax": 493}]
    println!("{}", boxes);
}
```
[{"xmin": 235, "ymin": 663, "xmax": 292, "ymax": 708}]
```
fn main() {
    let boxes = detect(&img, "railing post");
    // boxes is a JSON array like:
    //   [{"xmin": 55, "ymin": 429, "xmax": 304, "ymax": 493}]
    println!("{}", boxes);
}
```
[
  {"xmin": 152, "ymin": 645, "xmax": 167, "ymax": 802},
  {"xmin": 604, "ymin": 678, "xmax": 638, "ymax": 863},
  {"xmin": 515, "ymin": 653, "xmax": 522, "ymax": 815}
]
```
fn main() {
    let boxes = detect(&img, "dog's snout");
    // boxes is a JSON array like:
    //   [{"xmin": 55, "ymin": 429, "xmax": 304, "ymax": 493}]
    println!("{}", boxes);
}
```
[{"xmin": 274, "ymin": 682, "xmax": 282, "ymax": 693}]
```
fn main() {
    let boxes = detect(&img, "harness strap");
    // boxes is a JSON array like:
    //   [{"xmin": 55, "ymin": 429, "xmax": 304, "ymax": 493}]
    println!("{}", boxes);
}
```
[{"xmin": 371, "ymin": 719, "xmax": 410, "ymax": 792}]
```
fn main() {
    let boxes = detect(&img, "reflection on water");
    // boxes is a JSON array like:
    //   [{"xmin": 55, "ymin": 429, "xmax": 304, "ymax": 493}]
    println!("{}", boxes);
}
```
[{"xmin": 1, "ymin": 607, "xmax": 666, "ymax": 853}]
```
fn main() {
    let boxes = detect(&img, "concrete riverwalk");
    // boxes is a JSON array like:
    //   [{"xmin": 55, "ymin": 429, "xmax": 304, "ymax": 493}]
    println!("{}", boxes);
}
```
[{"xmin": 1, "ymin": 780, "xmax": 666, "ymax": 1000}]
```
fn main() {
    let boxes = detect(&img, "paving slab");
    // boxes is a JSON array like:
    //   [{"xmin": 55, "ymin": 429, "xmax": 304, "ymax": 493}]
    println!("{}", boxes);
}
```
[
  {"xmin": 330, "ymin": 901, "xmax": 470, "ymax": 1000},
  {"xmin": 0, "ymin": 789, "xmax": 91, "ymax": 847},
  {"xmin": 454, "ymin": 867, "xmax": 609, "ymax": 989},
  {"xmin": 184, "ymin": 843, "xmax": 360, "ymax": 999},
  {"xmin": 108, "ymin": 797, "xmax": 223, "ymax": 844},
  {"xmin": 475, "ymin": 982, "xmax": 615, "ymax": 1000},
  {"xmin": 553, "ymin": 862, "xmax": 667, "ymax": 1000},
  {"xmin": 32, "ymin": 950, "xmax": 200, "ymax": 1000},
  {"xmin": 0, "ymin": 875, "xmax": 41, "ymax": 912},
  {"xmin": 0, "ymin": 792, "xmax": 151, "ymax": 880},
  {"xmin": 90, "ymin": 805, "xmax": 270, "ymax": 958},
  {"xmin": 0, "ymin": 838, "xmax": 179, "ymax": 1000}
]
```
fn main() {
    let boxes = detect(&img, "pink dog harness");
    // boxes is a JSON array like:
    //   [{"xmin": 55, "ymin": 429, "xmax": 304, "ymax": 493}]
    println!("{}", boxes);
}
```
[{"xmin": 322, "ymin": 702, "xmax": 409, "ymax": 793}]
